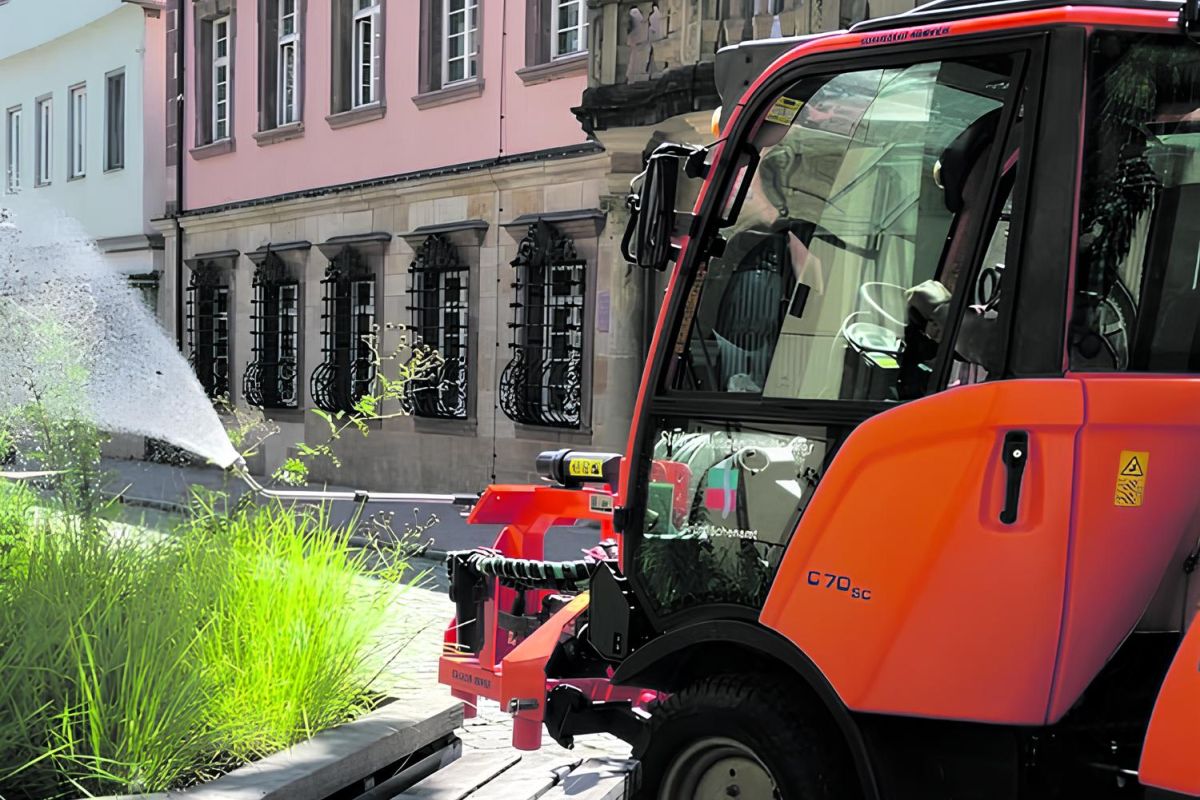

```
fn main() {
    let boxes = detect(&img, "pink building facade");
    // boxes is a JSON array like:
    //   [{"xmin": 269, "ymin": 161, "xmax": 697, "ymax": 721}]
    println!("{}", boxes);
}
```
[{"xmin": 156, "ymin": 0, "xmax": 639, "ymax": 491}]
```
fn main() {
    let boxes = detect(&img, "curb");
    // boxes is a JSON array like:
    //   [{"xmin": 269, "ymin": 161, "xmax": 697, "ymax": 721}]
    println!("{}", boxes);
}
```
[{"xmin": 86, "ymin": 697, "xmax": 463, "ymax": 800}]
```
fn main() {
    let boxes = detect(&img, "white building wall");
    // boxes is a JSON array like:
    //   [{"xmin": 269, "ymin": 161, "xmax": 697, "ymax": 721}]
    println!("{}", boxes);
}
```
[{"xmin": 0, "ymin": 1, "xmax": 165, "ymax": 275}]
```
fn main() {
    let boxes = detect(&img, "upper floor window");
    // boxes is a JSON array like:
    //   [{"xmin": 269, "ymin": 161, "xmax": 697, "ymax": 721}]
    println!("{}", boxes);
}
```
[
  {"xmin": 444, "ymin": 0, "xmax": 479, "ymax": 85},
  {"xmin": 330, "ymin": 0, "xmax": 383, "ymax": 119},
  {"xmin": 519, "ymin": 0, "xmax": 587, "ymax": 83},
  {"xmin": 34, "ymin": 96, "xmax": 50, "ymax": 186},
  {"xmin": 552, "ymin": 0, "xmax": 586, "ymax": 58},
  {"xmin": 405, "ymin": 234, "xmax": 470, "ymax": 420},
  {"xmin": 68, "ymin": 84, "xmax": 86, "ymax": 179},
  {"xmin": 499, "ymin": 222, "xmax": 587, "ymax": 429},
  {"xmin": 354, "ymin": 0, "xmax": 381, "ymax": 107},
  {"xmin": 105, "ymin": 71, "xmax": 125, "ymax": 170},
  {"xmin": 278, "ymin": 0, "xmax": 299, "ymax": 124},
  {"xmin": 213, "ymin": 16, "xmax": 231, "ymax": 140},
  {"xmin": 5, "ymin": 106, "xmax": 20, "ymax": 194}
]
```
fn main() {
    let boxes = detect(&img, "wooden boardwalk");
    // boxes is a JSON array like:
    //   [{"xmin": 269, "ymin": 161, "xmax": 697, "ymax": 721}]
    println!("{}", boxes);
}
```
[{"xmin": 394, "ymin": 752, "xmax": 638, "ymax": 800}]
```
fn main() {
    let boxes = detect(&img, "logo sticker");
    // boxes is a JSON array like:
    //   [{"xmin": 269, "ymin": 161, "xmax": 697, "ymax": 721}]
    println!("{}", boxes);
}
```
[{"xmin": 1114, "ymin": 450, "xmax": 1149, "ymax": 508}]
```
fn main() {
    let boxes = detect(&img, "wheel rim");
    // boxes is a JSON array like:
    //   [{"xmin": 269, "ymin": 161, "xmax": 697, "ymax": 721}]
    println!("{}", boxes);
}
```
[{"xmin": 658, "ymin": 736, "xmax": 780, "ymax": 800}]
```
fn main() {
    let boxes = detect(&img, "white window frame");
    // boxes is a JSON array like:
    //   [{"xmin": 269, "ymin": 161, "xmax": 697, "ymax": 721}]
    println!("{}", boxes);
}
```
[
  {"xmin": 5, "ymin": 106, "xmax": 20, "ymax": 194},
  {"xmin": 443, "ymin": 0, "xmax": 478, "ymax": 86},
  {"xmin": 34, "ymin": 96, "xmax": 51, "ymax": 186},
  {"xmin": 551, "ymin": 0, "xmax": 587, "ymax": 59},
  {"xmin": 212, "ymin": 15, "xmax": 231, "ymax": 141},
  {"xmin": 278, "ymin": 282, "xmax": 299, "ymax": 406},
  {"xmin": 352, "ymin": 0, "xmax": 380, "ymax": 108},
  {"xmin": 68, "ymin": 84, "xmax": 86, "ymax": 179},
  {"xmin": 277, "ymin": 0, "xmax": 299, "ymax": 125}
]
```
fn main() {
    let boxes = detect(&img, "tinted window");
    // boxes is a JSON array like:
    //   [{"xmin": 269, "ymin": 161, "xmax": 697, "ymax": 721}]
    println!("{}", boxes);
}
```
[{"xmin": 1072, "ymin": 34, "xmax": 1200, "ymax": 372}]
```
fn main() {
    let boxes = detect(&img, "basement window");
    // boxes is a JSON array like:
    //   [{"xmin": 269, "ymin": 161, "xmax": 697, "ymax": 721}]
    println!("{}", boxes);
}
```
[
  {"xmin": 405, "ymin": 233, "xmax": 470, "ymax": 419},
  {"xmin": 499, "ymin": 221, "xmax": 586, "ymax": 429}
]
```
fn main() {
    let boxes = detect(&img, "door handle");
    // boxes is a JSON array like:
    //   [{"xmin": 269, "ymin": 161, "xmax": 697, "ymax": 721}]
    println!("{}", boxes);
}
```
[{"xmin": 1000, "ymin": 431, "xmax": 1029, "ymax": 525}]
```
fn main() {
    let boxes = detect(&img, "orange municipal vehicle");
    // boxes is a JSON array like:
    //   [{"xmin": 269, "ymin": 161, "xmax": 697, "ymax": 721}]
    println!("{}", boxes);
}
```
[{"xmin": 439, "ymin": 0, "xmax": 1200, "ymax": 796}]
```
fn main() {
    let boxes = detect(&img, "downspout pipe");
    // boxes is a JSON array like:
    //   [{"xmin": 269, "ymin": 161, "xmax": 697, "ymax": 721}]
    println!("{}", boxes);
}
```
[{"xmin": 174, "ymin": 0, "xmax": 186, "ymax": 350}]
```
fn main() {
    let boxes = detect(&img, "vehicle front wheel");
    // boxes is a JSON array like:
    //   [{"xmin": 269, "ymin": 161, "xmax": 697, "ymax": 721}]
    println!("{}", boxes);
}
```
[{"xmin": 634, "ymin": 674, "xmax": 860, "ymax": 800}]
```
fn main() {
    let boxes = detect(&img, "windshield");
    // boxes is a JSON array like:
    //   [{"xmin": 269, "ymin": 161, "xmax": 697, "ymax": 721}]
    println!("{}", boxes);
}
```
[{"xmin": 666, "ymin": 55, "xmax": 1017, "ymax": 402}]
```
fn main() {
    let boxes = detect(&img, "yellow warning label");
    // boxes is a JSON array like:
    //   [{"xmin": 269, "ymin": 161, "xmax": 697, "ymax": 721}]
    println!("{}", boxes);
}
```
[
  {"xmin": 1114, "ymin": 450, "xmax": 1149, "ymax": 507},
  {"xmin": 568, "ymin": 458, "xmax": 605, "ymax": 478},
  {"xmin": 765, "ymin": 97, "xmax": 803, "ymax": 127}
]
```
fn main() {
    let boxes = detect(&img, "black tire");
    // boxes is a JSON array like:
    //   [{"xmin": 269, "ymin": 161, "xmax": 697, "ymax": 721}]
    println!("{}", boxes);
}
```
[{"xmin": 634, "ymin": 674, "xmax": 861, "ymax": 800}]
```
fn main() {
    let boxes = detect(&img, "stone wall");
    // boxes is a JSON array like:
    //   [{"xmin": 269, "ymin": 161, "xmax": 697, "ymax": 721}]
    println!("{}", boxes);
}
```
[{"xmin": 158, "ymin": 149, "xmax": 638, "ymax": 493}]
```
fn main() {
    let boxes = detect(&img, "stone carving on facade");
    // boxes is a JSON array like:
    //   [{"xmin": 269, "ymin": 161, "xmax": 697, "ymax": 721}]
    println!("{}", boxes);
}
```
[{"xmin": 625, "ymin": 3, "xmax": 668, "ymax": 83}]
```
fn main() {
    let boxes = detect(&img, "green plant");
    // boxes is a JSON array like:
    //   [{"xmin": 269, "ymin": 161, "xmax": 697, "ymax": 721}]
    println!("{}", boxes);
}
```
[
  {"xmin": 0, "ymin": 493, "xmax": 412, "ymax": 799},
  {"xmin": 272, "ymin": 323, "xmax": 442, "ymax": 486},
  {"xmin": 186, "ymin": 496, "xmax": 403, "ymax": 756}
]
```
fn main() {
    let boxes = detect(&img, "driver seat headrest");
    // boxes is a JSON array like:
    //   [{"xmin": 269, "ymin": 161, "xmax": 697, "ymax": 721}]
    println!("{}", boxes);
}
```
[{"xmin": 938, "ymin": 108, "xmax": 1003, "ymax": 213}]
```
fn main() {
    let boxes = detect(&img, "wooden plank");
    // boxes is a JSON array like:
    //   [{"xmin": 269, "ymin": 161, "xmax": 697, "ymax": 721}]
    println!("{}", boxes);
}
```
[
  {"xmin": 464, "ymin": 752, "xmax": 583, "ymax": 800},
  {"xmin": 541, "ymin": 758, "xmax": 638, "ymax": 800},
  {"xmin": 393, "ymin": 751, "xmax": 522, "ymax": 799},
  {"xmin": 184, "ymin": 698, "xmax": 462, "ymax": 800}
]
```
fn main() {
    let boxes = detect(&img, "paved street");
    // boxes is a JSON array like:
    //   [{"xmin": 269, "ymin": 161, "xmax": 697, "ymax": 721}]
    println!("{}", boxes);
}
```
[{"xmin": 371, "ymin": 563, "xmax": 631, "ymax": 770}]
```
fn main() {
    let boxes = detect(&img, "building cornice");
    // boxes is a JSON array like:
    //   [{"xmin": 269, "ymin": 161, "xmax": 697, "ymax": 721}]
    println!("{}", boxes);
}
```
[{"xmin": 177, "ymin": 143, "xmax": 605, "ymax": 221}]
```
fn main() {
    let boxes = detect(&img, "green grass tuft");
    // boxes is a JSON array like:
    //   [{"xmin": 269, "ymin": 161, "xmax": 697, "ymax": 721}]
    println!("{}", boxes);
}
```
[{"xmin": 0, "ymin": 486, "xmax": 406, "ymax": 799}]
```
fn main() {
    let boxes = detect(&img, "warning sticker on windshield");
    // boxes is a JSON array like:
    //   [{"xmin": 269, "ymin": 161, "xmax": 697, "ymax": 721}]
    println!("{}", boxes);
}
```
[
  {"xmin": 1114, "ymin": 450, "xmax": 1149, "ymax": 507},
  {"xmin": 765, "ymin": 97, "xmax": 803, "ymax": 126}
]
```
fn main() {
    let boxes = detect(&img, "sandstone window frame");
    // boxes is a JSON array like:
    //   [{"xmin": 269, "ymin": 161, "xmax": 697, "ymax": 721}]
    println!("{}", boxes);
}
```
[
  {"xmin": 328, "ymin": 0, "xmax": 386, "ymax": 128},
  {"xmin": 244, "ymin": 243, "xmax": 309, "ymax": 410},
  {"xmin": 254, "ymin": 0, "xmax": 307, "ymax": 145},
  {"xmin": 310, "ymin": 233, "xmax": 389, "ymax": 415},
  {"xmin": 499, "ymin": 211, "xmax": 604, "ymax": 432},
  {"xmin": 184, "ymin": 250, "xmax": 238, "ymax": 400},
  {"xmin": 192, "ymin": 1, "xmax": 238, "ymax": 159},
  {"xmin": 413, "ymin": 0, "xmax": 484, "ymax": 109},
  {"xmin": 515, "ymin": 0, "xmax": 587, "ymax": 86},
  {"xmin": 400, "ymin": 220, "xmax": 487, "ymax": 423}
]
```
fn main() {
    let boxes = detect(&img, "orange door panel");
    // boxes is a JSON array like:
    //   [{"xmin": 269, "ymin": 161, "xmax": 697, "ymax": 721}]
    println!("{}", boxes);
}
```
[
  {"xmin": 1047, "ymin": 376, "xmax": 1200, "ymax": 721},
  {"xmin": 1140, "ymin": 612, "xmax": 1200, "ymax": 797},
  {"xmin": 760, "ymin": 379, "xmax": 1082, "ymax": 725}
]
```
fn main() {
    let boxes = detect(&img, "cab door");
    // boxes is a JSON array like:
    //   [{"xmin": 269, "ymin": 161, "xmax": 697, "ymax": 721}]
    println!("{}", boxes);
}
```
[
  {"xmin": 1049, "ymin": 31, "xmax": 1200, "ymax": 721},
  {"xmin": 623, "ymin": 31, "xmax": 1086, "ymax": 726}
]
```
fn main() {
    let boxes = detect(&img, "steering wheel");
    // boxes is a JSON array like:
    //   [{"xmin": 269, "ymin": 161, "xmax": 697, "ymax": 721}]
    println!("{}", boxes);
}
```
[{"xmin": 841, "ymin": 282, "xmax": 907, "ymax": 362}]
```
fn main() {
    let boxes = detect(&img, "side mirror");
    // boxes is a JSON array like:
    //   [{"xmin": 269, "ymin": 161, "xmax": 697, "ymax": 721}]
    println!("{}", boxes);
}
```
[{"xmin": 622, "ymin": 144, "xmax": 706, "ymax": 271}]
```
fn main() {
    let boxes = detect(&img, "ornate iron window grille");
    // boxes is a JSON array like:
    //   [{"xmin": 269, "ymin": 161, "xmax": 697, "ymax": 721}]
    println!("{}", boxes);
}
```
[
  {"xmin": 499, "ymin": 222, "xmax": 586, "ymax": 428},
  {"xmin": 403, "ymin": 234, "xmax": 470, "ymax": 420},
  {"xmin": 244, "ymin": 252, "xmax": 300, "ymax": 408},
  {"xmin": 185, "ymin": 262, "xmax": 230, "ymax": 399},
  {"xmin": 311, "ymin": 246, "xmax": 377, "ymax": 414}
]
